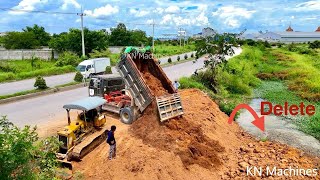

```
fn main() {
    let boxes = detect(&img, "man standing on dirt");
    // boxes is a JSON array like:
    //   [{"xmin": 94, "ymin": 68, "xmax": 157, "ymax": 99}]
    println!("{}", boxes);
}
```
[
  {"xmin": 107, "ymin": 125, "xmax": 116, "ymax": 160},
  {"xmin": 173, "ymin": 80, "xmax": 180, "ymax": 92}
]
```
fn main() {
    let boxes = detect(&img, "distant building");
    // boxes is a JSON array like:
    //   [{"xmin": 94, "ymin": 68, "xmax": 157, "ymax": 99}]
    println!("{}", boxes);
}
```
[
  {"xmin": 0, "ymin": 32, "xmax": 7, "ymax": 36},
  {"xmin": 242, "ymin": 26, "xmax": 320, "ymax": 43},
  {"xmin": 193, "ymin": 27, "xmax": 217, "ymax": 38},
  {"xmin": 202, "ymin": 27, "xmax": 216, "ymax": 37}
]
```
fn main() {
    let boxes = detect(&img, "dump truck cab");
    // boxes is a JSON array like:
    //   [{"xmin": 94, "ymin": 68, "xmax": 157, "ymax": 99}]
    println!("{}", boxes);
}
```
[{"xmin": 89, "ymin": 74, "xmax": 125, "ymax": 97}]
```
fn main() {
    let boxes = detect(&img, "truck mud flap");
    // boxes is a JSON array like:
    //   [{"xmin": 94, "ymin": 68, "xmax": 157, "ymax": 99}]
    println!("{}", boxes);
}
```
[{"xmin": 156, "ymin": 93, "xmax": 184, "ymax": 122}]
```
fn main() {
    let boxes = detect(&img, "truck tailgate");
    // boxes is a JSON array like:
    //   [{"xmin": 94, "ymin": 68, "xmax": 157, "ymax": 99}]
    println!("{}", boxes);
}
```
[{"xmin": 156, "ymin": 93, "xmax": 184, "ymax": 122}]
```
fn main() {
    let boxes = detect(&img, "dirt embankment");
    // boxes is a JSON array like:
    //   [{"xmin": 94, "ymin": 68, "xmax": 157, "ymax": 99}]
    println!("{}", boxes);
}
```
[{"xmin": 73, "ymin": 72, "xmax": 319, "ymax": 180}]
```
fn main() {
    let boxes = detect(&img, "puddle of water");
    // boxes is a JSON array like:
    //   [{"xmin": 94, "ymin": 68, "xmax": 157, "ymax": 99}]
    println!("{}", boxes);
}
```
[{"xmin": 236, "ymin": 98, "xmax": 320, "ymax": 156}]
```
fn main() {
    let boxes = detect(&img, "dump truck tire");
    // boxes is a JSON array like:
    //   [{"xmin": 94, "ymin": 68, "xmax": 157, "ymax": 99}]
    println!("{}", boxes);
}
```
[{"xmin": 120, "ymin": 107, "xmax": 133, "ymax": 124}]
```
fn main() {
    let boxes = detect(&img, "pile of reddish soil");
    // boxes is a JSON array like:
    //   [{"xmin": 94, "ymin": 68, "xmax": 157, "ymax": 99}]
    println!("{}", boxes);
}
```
[
  {"xmin": 73, "ymin": 89, "xmax": 319, "ymax": 180},
  {"xmin": 141, "ymin": 72, "xmax": 169, "ymax": 96}
]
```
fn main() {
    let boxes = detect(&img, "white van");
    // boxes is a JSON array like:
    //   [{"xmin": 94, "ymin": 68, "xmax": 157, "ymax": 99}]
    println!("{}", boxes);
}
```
[{"xmin": 76, "ymin": 58, "xmax": 111, "ymax": 78}]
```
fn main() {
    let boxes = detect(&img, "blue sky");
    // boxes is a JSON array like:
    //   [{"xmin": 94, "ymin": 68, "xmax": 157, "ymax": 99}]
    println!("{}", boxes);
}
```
[{"xmin": 0, "ymin": 0, "xmax": 319, "ymax": 37}]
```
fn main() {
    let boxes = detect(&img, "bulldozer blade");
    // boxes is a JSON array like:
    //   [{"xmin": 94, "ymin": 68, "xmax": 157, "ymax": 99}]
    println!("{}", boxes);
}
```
[
  {"xmin": 58, "ymin": 159, "xmax": 73, "ymax": 170},
  {"xmin": 71, "ymin": 127, "xmax": 108, "ymax": 161},
  {"xmin": 156, "ymin": 93, "xmax": 184, "ymax": 122}
]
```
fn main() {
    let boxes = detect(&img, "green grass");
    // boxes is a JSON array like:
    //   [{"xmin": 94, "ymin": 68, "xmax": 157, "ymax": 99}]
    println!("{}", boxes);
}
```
[
  {"xmin": 255, "ymin": 81, "xmax": 320, "ymax": 140},
  {"xmin": 54, "ymin": 81, "xmax": 80, "ymax": 88},
  {"xmin": 154, "ymin": 44, "xmax": 195, "ymax": 58},
  {"xmin": 180, "ymin": 45, "xmax": 320, "ymax": 140},
  {"xmin": 109, "ymin": 53, "xmax": 120, "ymax": 66},
  {"xmin": 0, "ymin": 60, "xmax": 75, "ymax": 83},
  {"xmin": 0, "ymin": 89, "xmax": 43, "ymax": 100}
]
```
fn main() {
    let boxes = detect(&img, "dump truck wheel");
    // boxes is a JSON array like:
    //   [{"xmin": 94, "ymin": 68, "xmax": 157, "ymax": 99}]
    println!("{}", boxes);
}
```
[{"xmin": 120, "ymin": 107, "xmax": 133, "ymax": 124}]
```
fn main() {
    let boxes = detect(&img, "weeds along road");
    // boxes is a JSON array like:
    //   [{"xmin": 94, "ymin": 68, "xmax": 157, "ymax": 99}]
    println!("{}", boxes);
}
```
[{"xmin": 0, "ymin": 48, "xmax": 242, "ymax": 128}]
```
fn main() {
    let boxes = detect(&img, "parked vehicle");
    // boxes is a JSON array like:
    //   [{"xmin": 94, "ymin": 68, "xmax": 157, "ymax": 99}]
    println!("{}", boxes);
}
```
[{"xmin": 76, "ymin": 58, "xmax": 111, "ymax": 78}]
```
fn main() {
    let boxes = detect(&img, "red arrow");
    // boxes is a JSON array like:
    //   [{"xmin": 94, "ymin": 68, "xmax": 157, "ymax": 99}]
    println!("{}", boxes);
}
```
[{"xmin": 228, "ymin": 104, "xmax": 265, "ymax": 132}]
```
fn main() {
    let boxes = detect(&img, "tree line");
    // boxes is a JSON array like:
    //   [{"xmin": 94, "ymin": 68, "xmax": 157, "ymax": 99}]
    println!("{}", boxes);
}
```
[{"xmin": 0, "ymin": 23, "xmax": 152, "ymax": 56}]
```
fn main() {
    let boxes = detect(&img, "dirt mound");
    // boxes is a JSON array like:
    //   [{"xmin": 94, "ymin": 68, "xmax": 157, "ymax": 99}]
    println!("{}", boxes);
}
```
[
  {"xmin": 130, "ymin": 102, "xmax": 225, "ymax": 169},
  {"xmin": 74, "ymin": 89, "xmax": 319, "ymax": 179}
]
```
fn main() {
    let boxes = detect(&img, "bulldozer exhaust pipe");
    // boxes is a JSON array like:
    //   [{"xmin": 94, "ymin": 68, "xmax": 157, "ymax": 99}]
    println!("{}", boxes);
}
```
[{"xmin": 66, "ymin": 109, "xmax": 71, "ymax": 125}]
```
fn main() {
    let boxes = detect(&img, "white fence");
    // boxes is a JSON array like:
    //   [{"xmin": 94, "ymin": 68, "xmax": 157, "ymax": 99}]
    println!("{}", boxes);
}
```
[{"xmin": 0, "ymin": 48, "xmax": 58, "ymax": 60}]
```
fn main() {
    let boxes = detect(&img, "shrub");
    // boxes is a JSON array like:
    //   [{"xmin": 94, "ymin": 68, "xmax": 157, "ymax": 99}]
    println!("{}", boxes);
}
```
[
  {"xmin": 309, "ymin": 40, "xmax": 320, "ymax": 49},
  {"xmin": 105, "ymin": 66, "xmax": 112, "ymax": 74},
  {"xmin": 74, "ymin": 72, "xmax": 83, "ymax": 82},
  {"xmin": 55, "ymin": 51, "xmax": 81, "ymax": 67},
  {"xmin": 34, "ymin": 76, "xmax": 48, "ymax": 89},
  {"xmin": 184, "ymin": 54, "xmax": 188, "ymax": 60},
  {"xmin": 168, "ymin": 57, "xmax": 172, "ymax": 63},
  {"xmin": 0, "ymin": 116, "xmax": 60, "ymax": 179},
  {"xmin": 177, "ymin": 56, "xmax": 180, "ymax": 61},
  {"xmin": 89, "ymin": 48, "xmax": 111, "ymax": 58},
  {"xmin": 264, "ymin": 41, "xmax": 271, "ymax": 48}
]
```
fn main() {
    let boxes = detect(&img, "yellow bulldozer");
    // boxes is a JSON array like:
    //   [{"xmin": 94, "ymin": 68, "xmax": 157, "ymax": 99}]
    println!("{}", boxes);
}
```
[{"xmin": 56, "ymin": 97, "xmax": 108, "ymax": 168}]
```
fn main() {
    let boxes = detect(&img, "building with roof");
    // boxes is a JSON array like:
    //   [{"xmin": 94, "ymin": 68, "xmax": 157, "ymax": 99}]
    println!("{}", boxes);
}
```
[
  {"xmin": 241, "ymin": 26, "xmax": 320, "ymax": 43},
  {"xmin": 193, "ymin": 27, "xmax": 217, "ymax": 39}
]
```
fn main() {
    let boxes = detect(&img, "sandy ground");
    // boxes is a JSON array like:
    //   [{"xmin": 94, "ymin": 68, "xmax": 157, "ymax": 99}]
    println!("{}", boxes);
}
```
[{"xmin": 71, "ymin": 89, "xmax": 319, "ymax": 180}]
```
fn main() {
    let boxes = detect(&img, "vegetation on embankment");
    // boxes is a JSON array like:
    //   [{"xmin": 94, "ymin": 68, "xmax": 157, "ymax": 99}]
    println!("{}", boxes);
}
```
[
  {"xmin": 153, "ymin": 44, "xmax": 195, "ymax": 58},
  {"xmin": 180, "ymin": 44, "xmax": 320, "ymax": 140}
]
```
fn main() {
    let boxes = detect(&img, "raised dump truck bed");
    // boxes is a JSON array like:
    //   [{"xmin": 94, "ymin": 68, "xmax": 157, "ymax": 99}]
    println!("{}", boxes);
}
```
[{"xmin": 117, "ymin": 49, "xmax": 184, "ymax": 122}]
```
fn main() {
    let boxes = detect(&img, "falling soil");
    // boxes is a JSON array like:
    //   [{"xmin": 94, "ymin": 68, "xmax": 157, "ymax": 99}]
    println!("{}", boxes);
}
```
[
  {"xmin": 73, "ymin": 89, "xmax": 320, "ymax": 180},
  {"xmin": 141, "ymin": 72, "xmax": 169, "ymax": 96}
]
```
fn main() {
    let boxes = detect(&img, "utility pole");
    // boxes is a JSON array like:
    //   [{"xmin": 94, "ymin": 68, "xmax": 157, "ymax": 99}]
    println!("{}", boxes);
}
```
[
  {"xmin": 152, "ymin": 19, "xmax": 155, "ymax": 53},
  {"xmin": 179, "ymin": 27, "xmax": 182, "ymax": 47},
  {"xmin": 77, "ymin": 7, "xmax": 86, "ymax": 57}
]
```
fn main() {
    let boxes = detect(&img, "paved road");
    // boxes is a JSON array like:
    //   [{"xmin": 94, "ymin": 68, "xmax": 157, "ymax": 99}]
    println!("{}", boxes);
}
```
[
  {"xmin": 0, "ymin": 48, "xmax": 242, "ymax": 127},
  {"xmin": 0, "ymin": 51, "xmax": 195, "ymax": 96}
]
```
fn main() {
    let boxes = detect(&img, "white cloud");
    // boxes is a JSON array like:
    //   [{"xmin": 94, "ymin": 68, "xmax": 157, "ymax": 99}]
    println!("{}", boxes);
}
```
[
  {"xmin": 212, "ymin": 6, "xmax": 255, "ymax": 28},
  {"xmin": 9, "ymin": 0, "xmax": 48, "ymax": 15},
  {"xmin": 153, "ymin": 8, "xmax": 164, "ymax": 14},
  {"xmin": 146, "ymin": 19, "xmax": 154, "ymax": 24},
  {"xmin": 165, "ymin": 5, "xmax": 180, "ymax": 13},
  {"xmin": 61, "ymin": 0, "xmax": 81, "ymax": 10},
  {"xmin": 129, "ymin": 9, "xmax": 149, "ymax": 17},
  {"xmin": 295, "ymin": 0, "xmax": 320, "ymax": 11},
  {"xmin": 84, "ymin": 4, "xmax": 119, "ymax": 17},
  {"xmin": 160, "ymin": 12, "xmax": 208, "ymax": 26}
]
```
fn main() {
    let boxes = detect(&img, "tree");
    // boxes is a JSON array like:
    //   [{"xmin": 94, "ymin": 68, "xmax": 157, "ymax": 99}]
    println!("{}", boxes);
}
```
[
  {"xmin": 23, "ymin": 25, "xmax": 51, "ymax": 46},
  {"xmin": 109, "ymin": 23, "xmax": 151, "ymax": 46},
  {"xmin": 49, "ymin": 28, "xmax": 108, "ymax": 56},
  {"xmin": 89, "ymin": 48, "xmax": 111, "ymax": 58},
  {"xmin": 0, "ymin": 116, "xmax": 60, "ymax": 179},
  {"xmin": 3, "ymin": 31, "xmax": 40, "ymax": 49},
  {"xmin": 195, "ymin": 33, "xmax": 238, "ymax": 92},
  {"xmin": 55, "ymin": 51, "xmax": 81, "ymax": 67}
]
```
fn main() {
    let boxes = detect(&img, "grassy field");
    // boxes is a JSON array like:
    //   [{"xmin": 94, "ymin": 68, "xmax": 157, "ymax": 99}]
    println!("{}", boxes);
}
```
[
  {"xmin": 179, "ymin": 45, "xmax": 320, "ymax": 140},
  {"xmin": 153, "ymin": 44, "xmax": 195, "ymax": 58},
  {"xmin": 0, "ymin": 60, "xmax": 75, "ymax": 83}
]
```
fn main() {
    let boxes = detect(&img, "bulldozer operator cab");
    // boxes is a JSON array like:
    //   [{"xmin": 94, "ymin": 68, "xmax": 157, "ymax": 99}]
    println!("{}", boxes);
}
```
[
  {"xmin": 57, "ymin": 97, "xmax": 107, "ymax": 155},
  {"xmin": 89, "ymin": 74, "xmax": 125, "ymax": 97}
]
